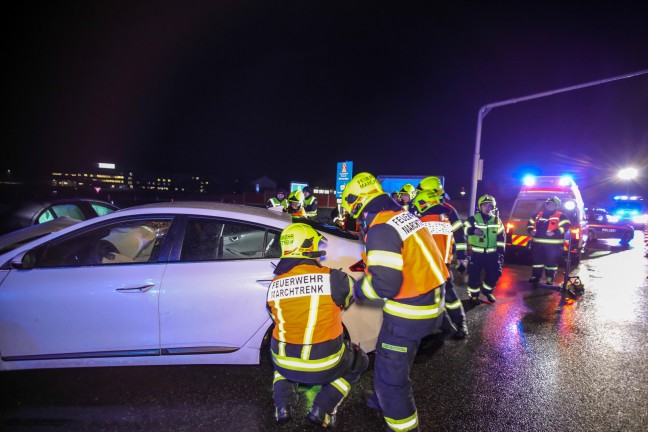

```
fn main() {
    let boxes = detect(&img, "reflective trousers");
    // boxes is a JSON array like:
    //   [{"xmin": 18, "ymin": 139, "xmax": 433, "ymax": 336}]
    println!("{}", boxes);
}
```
[
  {"xmin": 467, "ymin": 252, "xmax": 502, "ymax": 295},
  {"xmin": 272, "ymin": 340, "xmax": 368, "ymax": 415},
  {"xmin": 444, "ymin": 264, "xmax": 466, "ymax": 325},
  {"xmin": 530, "ymin": 241, "xmax": 562, "ymax": 280},
  {"xmin": 374, "ymin": 302, "xmax": 444, "ymax": 431}
]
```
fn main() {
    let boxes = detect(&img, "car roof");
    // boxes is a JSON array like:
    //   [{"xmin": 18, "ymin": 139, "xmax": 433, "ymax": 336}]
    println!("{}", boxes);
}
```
[{"xmin": 119, "ymin": 201, "xmax": 293, "ymax": 221}]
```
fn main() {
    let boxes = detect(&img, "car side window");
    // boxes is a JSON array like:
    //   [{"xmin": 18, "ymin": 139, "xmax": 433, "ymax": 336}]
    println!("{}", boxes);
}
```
[
  {"xmin": 180, "ymin": 218, "xmax": 281, "ymax": 261},
  {"xmin": 34, "ymin": 219, "xmax": 172, "ymax": 268},
  {"xmin": 91, "ymin": 203, "xmax": 116, "ymax": 217},
  {"xmin": 47, "ymin": 204, "xmax": 86, "ymax": 222}
]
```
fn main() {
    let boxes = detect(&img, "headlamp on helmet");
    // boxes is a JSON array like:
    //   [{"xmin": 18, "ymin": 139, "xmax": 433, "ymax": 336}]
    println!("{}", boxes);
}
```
[
  {"xmin": 280, "ymin": 223, "xmax": 327, "ymax": 259},
  {"xmin": 341, "ymin": 172, "xmax": 385, "ymax": 218}
]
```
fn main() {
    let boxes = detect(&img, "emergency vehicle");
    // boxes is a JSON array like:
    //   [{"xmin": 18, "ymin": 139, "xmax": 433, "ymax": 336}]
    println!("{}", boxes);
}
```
[{"xmin": 505, "ymin": 175, "xmax": 588, "ymax": 263}]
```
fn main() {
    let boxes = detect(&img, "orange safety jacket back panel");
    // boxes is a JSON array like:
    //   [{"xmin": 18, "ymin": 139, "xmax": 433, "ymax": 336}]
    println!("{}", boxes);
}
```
[
  {"xmin": 267, "ymin": 265, "xmax": 343, "ymax": 345},
  {"xmin": 419, "ymin": 213, "xmax": 454, "ymax": 264},
  {"xmin": 369, "ymin": 210, "xmax": 448, "ymax": 300}
]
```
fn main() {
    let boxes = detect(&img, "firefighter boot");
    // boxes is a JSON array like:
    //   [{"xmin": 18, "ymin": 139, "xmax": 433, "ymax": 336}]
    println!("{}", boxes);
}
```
[
  {"xmin": 364, "ymin": 389, "xmax": 382, "ymax": 412},
  {"xmin": 529, "ymin": 276, "xmax": 540, "ymax": 283},
  {"xmin": 485, "ymin": 293, "xmax": 497, "ymax": 303},
  {"xmin": 275, "ymin": 405, "xmax": 293, "ymax": 423},
  {"xmin": 453, "ymin": 321, "xmax": 469, "ymax": 339},
  {"xmin": 307, "ymin": 405, "xmax": 336, "ymax": 429}
]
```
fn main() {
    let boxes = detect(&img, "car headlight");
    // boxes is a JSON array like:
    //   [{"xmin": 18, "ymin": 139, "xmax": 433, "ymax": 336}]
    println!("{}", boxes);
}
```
[
  {"xmin": 632, "ymin": 214, "xmax": 648, "ymax": 224},
  {"xmin": 607, "ymin": 215, "xmax": 620, "ymax": 223},
  {"xmin": 563, "ymin": 201, "xmax": 576, "ymax": 210}
]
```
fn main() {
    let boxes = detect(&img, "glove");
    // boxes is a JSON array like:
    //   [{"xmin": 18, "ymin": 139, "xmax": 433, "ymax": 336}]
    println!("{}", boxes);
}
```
[{"xmin": 528, "ymin": 229, "xmax": 536, "ymax": 236}]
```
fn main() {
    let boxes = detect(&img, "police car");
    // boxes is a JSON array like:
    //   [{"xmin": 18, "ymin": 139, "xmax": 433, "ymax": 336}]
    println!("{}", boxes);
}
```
[
  {"xmin": 505, "ymin": 176, "xmax": 588, "ymax": 263},
  {"xmin": 585, "ymin": 208, "xmax": 634, "ymax": 244}
]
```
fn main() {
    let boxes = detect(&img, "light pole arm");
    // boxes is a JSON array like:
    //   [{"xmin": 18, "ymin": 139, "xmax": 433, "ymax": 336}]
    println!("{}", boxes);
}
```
[{"xmin": 468, "ymin": 69, "xmax": 648, "ymax": 216}]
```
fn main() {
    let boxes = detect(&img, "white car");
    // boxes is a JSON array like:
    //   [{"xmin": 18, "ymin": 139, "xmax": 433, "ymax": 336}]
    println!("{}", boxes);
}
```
[{"xmin": 0, "ymin": 202, "xmax": 382, "ymax": 371}]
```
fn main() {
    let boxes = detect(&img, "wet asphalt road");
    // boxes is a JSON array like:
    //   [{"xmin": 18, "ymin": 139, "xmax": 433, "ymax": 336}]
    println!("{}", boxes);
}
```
[{"xmin": 1, "ymin": 234, "xmax": 647, "ymax": 432}]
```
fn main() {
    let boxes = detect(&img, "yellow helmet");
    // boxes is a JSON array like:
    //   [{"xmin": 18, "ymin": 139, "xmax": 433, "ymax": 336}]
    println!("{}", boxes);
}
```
[
  {"xmin": 413, "ymin": 189, "xmax": 441, "ymax": 213},
  {"xmin": 280, "ymin": 223, "xmax": 327, "ymax": 259},
  {"xmin": 478, "ymin": 194, "xmax": 497, "ymax": 208},
  {"xmin": 417, "ymin": 176, "xmax": 444, "ymax": 199},
  {"xmin": 545, "ymin": 196, "xmax": 561, "ymax": 206},
  {"xmin": 341, "ymin": 172, "xmax": 385, "ymax": 218},
  {"xmin": 287, "ymin": 190, "xmax": 305, "ymax": 208},
  {"xmin": 399, "ymin": 183, "xmax": 416, "ymax": 200}
]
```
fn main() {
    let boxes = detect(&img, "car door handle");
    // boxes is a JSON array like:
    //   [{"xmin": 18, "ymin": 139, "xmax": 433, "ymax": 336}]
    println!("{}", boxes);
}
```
[{"xmin": 116, "ymin": 283, "xmax": 155, "ymax": 293}]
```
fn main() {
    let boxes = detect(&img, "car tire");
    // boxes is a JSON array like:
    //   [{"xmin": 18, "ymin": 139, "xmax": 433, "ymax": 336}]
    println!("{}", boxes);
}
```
[{"xmin": 620, "ymin": 231, "xmax": 633, "ymax": 245}]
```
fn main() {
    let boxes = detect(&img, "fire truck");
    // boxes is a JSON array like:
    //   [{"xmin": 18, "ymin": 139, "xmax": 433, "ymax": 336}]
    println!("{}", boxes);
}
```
[{"xmin": 505, "ymin": 175, "xmax": 588, "ymax": 263}]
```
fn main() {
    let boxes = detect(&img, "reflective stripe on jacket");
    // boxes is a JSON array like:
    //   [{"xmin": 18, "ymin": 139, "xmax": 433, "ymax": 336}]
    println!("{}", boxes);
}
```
[
  {"xmin": 419, "ymin": 214, "xmax": 454, "ymax": 263},
  {"xmin": 359, "ymin": 210, "xmax": 448, "ymax": 320},
  {"xmin": 268, "ymin": 265, "xmax": 343, "ymax": 345},
  {"xmin": 465, "ymin": 212, "xmax": 505, "ymax": 254},
  {"xmin": 527, "ymin": 210, "xmax": 570, "ymax": 245},
  {"xmin": 304, "ymin": 195, "xmax": 318, "ymax": 218}
]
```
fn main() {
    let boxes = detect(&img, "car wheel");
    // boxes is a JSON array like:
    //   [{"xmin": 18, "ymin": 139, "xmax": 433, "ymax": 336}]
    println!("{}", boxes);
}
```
[{"xmin": 620, "ymin": 231, "xmax": 633, "ymax": 245}]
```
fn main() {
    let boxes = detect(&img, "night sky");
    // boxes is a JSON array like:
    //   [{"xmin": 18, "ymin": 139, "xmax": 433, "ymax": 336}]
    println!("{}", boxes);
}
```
[{"xmin": 6, "ymin": 1, "xmax": 648, "ymax": 204}]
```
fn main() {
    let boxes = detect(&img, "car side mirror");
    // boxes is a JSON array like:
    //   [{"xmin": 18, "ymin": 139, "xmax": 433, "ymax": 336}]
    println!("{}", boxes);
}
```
[{"xmin": 10, "ymin": 250, "xmax": 36, "ymax": 270}]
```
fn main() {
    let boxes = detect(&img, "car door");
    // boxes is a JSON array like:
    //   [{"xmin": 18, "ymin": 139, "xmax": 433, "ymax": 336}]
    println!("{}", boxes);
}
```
[
  {"xmin": 0, "ymin": 217, "xmax": 172, "ymax": 361},
  {"xmin": 159, "ymin": 217, "xmax": 281, "ymax": 363}
]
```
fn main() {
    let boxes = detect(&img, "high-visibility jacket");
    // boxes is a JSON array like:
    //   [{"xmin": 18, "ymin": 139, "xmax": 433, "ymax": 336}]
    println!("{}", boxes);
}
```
[
  {"xmin": 268, "ymin": 265, "xmax": 346, "ymax": 345},
  {"xmin": 464, "ymin": 212, "xmax": 505, "ymax": 254},
  {"xmin": 418, "ymin": 202, "xmax": 467, "ymax": 263},
  {"xmin": 527, "ymin": 210, "xmax": 570, "ymax": 245},
  {"xmin": 287, "ymin": 206, "xmax": 307, "ymax": 220},
  {"xmin": 267, "ymin": 197, "xmax": 287, "ymax": 209},
  {"xmin": 356, "ymin": 206, "xmax": 448, "ymax": 320},
  {"xmin": 267, "ymin": 260, "xmax": 354, "ymax": 373},
  {"xmin": 304, "ymin": 195, "xmax": 318, "ymax": 218}
]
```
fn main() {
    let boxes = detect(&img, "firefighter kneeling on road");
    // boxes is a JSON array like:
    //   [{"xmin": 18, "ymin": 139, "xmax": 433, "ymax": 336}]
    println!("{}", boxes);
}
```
[
  {"xmin": 342, "ymin": 172, "xmax": 448, "ymax": 432},
  {"xmin": 267, "ymin": 223, "xmax": 368, "ymax": 429},
  {"xmin": 527, "ymin": 196, "xmax": 571, "ymax": 285},
  {"xmin": 464, "ymin": 194, "xmax": 505, "ymax": 304}
]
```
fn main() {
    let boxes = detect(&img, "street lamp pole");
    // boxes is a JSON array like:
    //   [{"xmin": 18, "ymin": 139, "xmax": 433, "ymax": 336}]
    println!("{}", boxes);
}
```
[{"xmin": 469, "ymin": 69, "xmax": 648, "ymax": 216}]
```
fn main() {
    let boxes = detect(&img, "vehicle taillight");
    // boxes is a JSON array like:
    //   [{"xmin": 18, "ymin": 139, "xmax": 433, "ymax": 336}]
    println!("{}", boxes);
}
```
[{"xmin": 349, "ymin": 260, "xmax": 366, "ymax": 272}]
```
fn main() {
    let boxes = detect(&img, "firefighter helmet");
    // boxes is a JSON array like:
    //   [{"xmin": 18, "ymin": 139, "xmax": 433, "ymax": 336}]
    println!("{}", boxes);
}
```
[
  {"xmin": 341, "ymin": 172, "xmax": 385, "ymax": 218},
  {"xmin": 399, "ymin": 183, "xmax": 417, "ymax": 200},
  {"xmin": 545, "ymin": 196, "xmax": 561, "ymax": 206},
  {"xmin": 413, "ymin": 189, "xmax": 440, "ymax": 213},
  {"xmin": 280, "ymin": 223, "xmax": 327, "ymax": 259},
  {"xmin": 416, "ymin": 176, "xmax": 444, "ymax": 199},
  {"xmin": 478, "ymin": 194, "xmax": 497, "ymax": 209},
  {"xmin": 288, "ymin": 190, "xmax": 305, "ymax": 208}
]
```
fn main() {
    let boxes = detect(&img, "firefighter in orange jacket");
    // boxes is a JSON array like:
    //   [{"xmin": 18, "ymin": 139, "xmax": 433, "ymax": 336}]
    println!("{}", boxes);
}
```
[
  {"xmin": 342, "ymin": 172, "xmax": 448, "ymax": 432},
  {"xmin": 285, "ymin": 190, "xmax": 307, "ymax": 220},
  {"xmin": 413, "ymin": 176, "xmax": 469, "ymax": 338},
  {"xmin": 527, "ymin": 196, "xmax": 571, "ymax": 284},
  {"xmin": 267, "ymin": 223, "xmax": 368, "ymax": 428}
]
